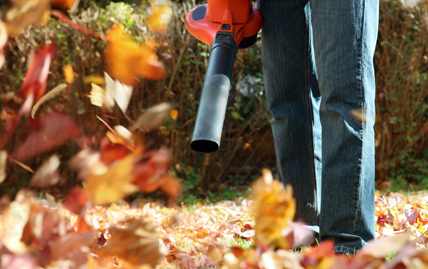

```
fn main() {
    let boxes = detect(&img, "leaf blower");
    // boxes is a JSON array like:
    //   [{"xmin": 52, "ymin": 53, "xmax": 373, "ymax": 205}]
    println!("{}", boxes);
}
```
[{"xmin": 185, "ymin": 0, "xmax": 263, "ymax": 153}]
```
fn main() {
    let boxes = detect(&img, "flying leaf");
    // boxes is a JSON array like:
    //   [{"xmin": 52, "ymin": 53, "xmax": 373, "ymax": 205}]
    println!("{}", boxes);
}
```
[
  {"xmin": 63, "ymin": 64, "xmax": 76, "ymax": 84},
  {"xmin": 83, "ymin": 75, "xmax": 105, "ymax": 85},
  {"xmin": 0, "ymin": 21, "xmax": 7, "ymax": 70},
  {"xmin": 0, "ymin": 150, "xmax": 7, "ymax": 184},
  {"xmin": 85, "ymin": 154, "xmax": 139, "ymax": 205},
  {"xmin": 0, "ymin": 246, "xmax": 38, "ymax": 269},
  {"xmin": 50, "ymin": 0, "xmax": 80, "ymax": 12},
  {"xmin": 19, "ymin": 42, "xmax": 56, "ymax": 106},
  {"xmin": 50, "ymin": 231, "xmax": 95, "ymax": 261},
  {"xmin": 130, "ymin": 103, "xmax": 171, "ymax": 132},
  {"xmin": 88, "ymin": 83, "xmax": 110, "ymax": 109},
  {"xmin": 148, "ymin": 5, "xmax": 173, "ymax": 33},
  {"xmin": 31, "ymin": 83, "xmax": 67, "ymax": 118},
  {"xmin": 104, "ymin": 72, "xmax": 133, "ymax": 114},
  {"xmin": 29, "ymin": 155, "xmax": 60, "ymax": 188},
  {"xmin": 69, "ymin": 149, "xmax": 100, "ymax": 181},
  {"xmin": 170, "ymin": 109, "xmax": 178, "ymax": 120},
  {"xmin": 95, "ymin": 218, "xmax": 165, "ymax": 266},
  {"xmin": 104, "ymin": 24, "xmax": 165, "ymax": 85},
  {"xmin": 4, "ymin": 0, "xmax": 50, "ymax": 35},
  {"xmin": 106, "ymin": 125, "xmax": 134, "ymax": 149},
  {"xmin": 251, "ymin": 169, "xmax": 296, "ymax": 249},
  {"xmin": 63, "ymin": 187, "xmax": 87, "ymax": 214},
  {"xmin": 11, "ymin": 112, "xmax": 81, "ymax": 162}
]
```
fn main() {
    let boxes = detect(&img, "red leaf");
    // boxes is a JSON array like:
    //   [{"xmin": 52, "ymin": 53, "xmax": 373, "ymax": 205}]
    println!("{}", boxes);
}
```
[
  {"xmin": 10, "ymin": 112, "xmax": 81, "ymax": 162},
  {"xmin": 301, "ymin": 240, "xmax": 335, "ymax": 267},
  {"xmin": 20, "ymin": 43, "xmax": 55, "ymax": 104},
  {"xmin": 63, "ymin": 187, "xmax": 87, "ymax": 215},
  {"xmin": 99, "ymin": 137, "xmax": 129, "ymax": 166}
]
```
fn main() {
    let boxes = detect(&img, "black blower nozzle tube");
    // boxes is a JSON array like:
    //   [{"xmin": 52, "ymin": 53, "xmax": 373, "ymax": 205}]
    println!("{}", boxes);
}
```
[{"xmin": 191, "ymin": 34, "xmax": 238, "ymax": 153}]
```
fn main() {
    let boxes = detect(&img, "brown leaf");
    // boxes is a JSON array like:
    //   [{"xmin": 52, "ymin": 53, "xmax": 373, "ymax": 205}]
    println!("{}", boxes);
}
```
[
  {"xmin": 4, "ymin": 0, "xmax": 50, "ymax": 35},
  {"xmin": 130, "ymin": 103, "xmax": 171, "ymax": 132},
  {"xmin": 96, "ymin": 218, "xmax": 165, "ymax": 266},
  {"xmin": 357, "ymin": 231, "xmax": 411, "ymax": 259},
  {"xmin": 63, "ymin": 187, "xmax": 87, "ymax": 214},
  {"xmin": 104, "ymin": 24, "xmax": 165, "ymax": 85},
  {"xmin": 11, "ymin": 112, "xmax": 81, "ymax": 162},
  {"xmin": 31, "ymin": 83, "xmax": 68, "ymax": 118},
  {"xmin": 29, "ymin": 155, "xmax": 60, "ymax": 188},
  {"xmin": 0, "ymin": 150, "xmax": 7, "ymax": 184},
  {"xmin": 50, "ymin": 230, "xmax": 95, "ymax": 260}
]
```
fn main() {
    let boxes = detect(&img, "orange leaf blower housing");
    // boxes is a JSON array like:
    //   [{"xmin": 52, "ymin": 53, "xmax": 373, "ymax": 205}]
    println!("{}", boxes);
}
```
[
  {"xmin": 186, "ymin": 0, "xmax": 263, "ymax": 48},
  {"xmin": 185, "ymin": 0, "xmax": 263, "ymax": 153}
]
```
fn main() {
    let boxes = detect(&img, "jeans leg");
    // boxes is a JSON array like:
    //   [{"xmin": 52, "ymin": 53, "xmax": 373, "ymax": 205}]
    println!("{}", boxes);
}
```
[
  {"xmin": 258, "ymin": 0, "xmax": 321, "ymax": 227},
  {"xmin": 309, "ymin": 0, "xmax": 379, "ymax": 253}
]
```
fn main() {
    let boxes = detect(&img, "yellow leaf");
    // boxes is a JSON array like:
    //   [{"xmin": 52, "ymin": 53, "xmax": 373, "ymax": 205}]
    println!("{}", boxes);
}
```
[
  {"xmin": 251, "ymin": 169, "xmax": 296, "ymax": 248},
  {"xmin": 170, "ymin": 109, "xmax": 178, "ymax": 120},
  {"xmin": 105, "ymin": 24, "xmax": 165, "ymax": 85},
  {"xmin": 83, "ymin": 75, "xmax": 105, "ymax": 85},
  {"xmin": 148, "ymin": 5, "xmax": 172, "ymax": 33},
  {"xmin": 85, "ymin": 154, "xmax": 139, "ymax": 205},
  {"xmin": 63, "ymin": 64, "xmax": 75, "ymax": 84}
]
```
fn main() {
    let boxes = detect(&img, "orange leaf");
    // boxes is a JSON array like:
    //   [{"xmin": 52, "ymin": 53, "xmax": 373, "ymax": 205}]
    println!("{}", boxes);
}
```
[
  {"xmin": 104, "ymin": 24, "xmax": 165, "ymax": 85},
  {"xmin": 63, "ymin": 64, "xmax": 75, "ymax": 84},
  {"xmin": 63, "ymin": 187, "xmax": 87, "ymax": 215},
  {"xmin": 148, "ymin": 5, "xmax": 172, "ymax": 33},
  {"xmin": 170, "ymin": 109, "xmax": 178, "ymax": 120},
  {"xmin": 51, "ymin": 0, "xmax": 79, "ymax": 11}
]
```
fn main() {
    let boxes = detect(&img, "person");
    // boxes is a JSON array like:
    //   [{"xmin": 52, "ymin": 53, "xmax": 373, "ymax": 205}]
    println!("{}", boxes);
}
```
[{"xmin": 257, "ymin": 0, "xmax": 379, "ymax": 254}]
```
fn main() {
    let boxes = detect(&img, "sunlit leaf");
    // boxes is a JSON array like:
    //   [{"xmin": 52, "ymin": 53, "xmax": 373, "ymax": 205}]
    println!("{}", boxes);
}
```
[
  {"xmin": 85, "ymin": 154, "xmax": 138, "ymax": 205},
  {"xmin": 63, "ymin": 64, "xmax": 75, "ymax": 84},
  {"xmin": 29, "ymin": 155, "xmax": 60, "ymax": 188},
  {"xmin": 50, "ymin": 0, "xmax": 80, "ymax": 12},
  {"xmin": 106, "ymin": 125, "xmax": 134, "ymax": 150},
  {"xmin": 148, "ymin": 5, "xmax": 172, "ymax": 33},
  {"xmin": 4, "ymin": 0, "xmax": 50, "ymax": 35},
  {"xmin": 10, "ymin": 112, "xmax": 81, "ymax": 162},
  {"xmin": 105, "ymin": 24, "xmax": 165, "ymax": 85},
  {"xmin": 95, "ymin": 218, "xmax": 165, "ymax": 266},
  {"xmin": 31, "ymin": 83, "xmax": 67, "ymax": 118},
  {"xmin": 170, "ymin": 109, "xmax": 178, "ymax": 120},
  {"xmin": 251, "ymin": 169, "xmax": 296, "ymax": 249},
  {"xmin": 0, "ymin": 21, "xmax": 7, "ymax": 70},
  {"xmin": 104, "ymin": 72, "xmax": 133, "ymax": 114}
]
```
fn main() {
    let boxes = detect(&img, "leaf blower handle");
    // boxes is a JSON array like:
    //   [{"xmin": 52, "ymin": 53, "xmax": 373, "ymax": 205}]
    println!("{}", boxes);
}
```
[{"xmin": 191, "ymin": 34, "xmax": 238, "ymax": 153}]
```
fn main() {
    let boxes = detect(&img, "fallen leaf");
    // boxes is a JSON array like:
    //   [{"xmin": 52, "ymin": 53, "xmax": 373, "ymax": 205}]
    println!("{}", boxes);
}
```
[
  {"xmin": 63, "ymin": 64, "xmax": 76, "ymax": 84},
  {"xmin": 85, "ymin": 154, "xmax": 138, "ymax": 205},
  {"xmin": 148, "ymin": 5, "xmax": 173, "ymax": 33},
  {"xmin": 96, "ymin": 218, "xmax": 165, "ymax": 266},
  {"xmin": 358, "ymin": 231, "xmax": 411, "ymax": 259},
  {"xmin": 105, "ymin": 24, "xmax": 165, "ymax": 85},
  {"xmin": 11, "ymin": 112, "xmax": 81, "ymax": 162},
  {"xmin": 29, "ymin": 155, "xmax": 60, "ymax": 187},
  {"xmin": 31, "ymin": 83, "xmax": 67, "ymax": 118},
  {"xmin": 130, "ymin": 103, "xmax": 171, "ymax": 132},
  {"xmin": 0, "ymin": 246, "xmax": 38, "ymax": 269},
  {"xmin": 19, "ymin": 42, "xmax": 56, "ymax": 106}
]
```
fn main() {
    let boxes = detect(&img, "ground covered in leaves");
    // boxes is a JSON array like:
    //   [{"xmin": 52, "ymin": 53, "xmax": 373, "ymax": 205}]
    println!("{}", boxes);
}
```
[{"xmin": 3, "ymin": 172, "xmax": 428, "ymax": 269}]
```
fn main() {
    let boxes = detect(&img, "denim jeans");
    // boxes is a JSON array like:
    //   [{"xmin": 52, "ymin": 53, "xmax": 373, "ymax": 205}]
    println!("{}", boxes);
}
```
[{"xmin": 258, "ymin": 0, "xmax": 378, "ymax": 254}]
